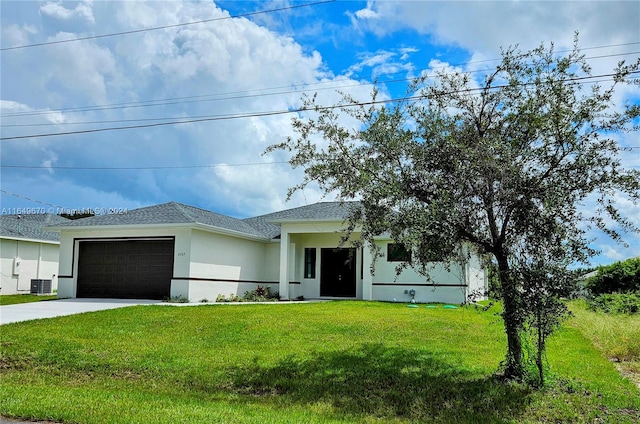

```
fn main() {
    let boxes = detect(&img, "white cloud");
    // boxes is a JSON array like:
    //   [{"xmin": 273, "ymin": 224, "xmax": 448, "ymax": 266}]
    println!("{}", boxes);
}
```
[
  {"xmin": 40, "ymin": 33, "xmax": 117, "ymax": 104},
  {"xmin": 346, "ymin": 49, "xmax": 415, "ymax": 80},
  {"xmin": 0, "ymin": 100, "xmax": 33, "ymax": 113},
  {"xmin": 353, "ymin": 1, "xmax": 639, "ymax": 55},
  {"xmin": 1, "ymin": 24, "xmax": 37, "ymax": 47},
  {"xmin": 0, "ymin": 0, "xmax": 377, "ymax": 219},
  {"xmin": 39, "ymin": 1, "xmax": 95, "ymax": 25}
]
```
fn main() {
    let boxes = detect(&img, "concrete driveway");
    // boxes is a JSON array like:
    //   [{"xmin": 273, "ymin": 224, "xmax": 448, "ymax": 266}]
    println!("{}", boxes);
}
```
[{"xmin": 0, "ymin": 298, "xmax": 162, "ymax": 325}]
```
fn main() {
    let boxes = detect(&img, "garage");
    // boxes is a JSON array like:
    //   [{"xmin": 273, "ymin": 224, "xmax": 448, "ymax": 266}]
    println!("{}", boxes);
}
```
[{"xmin": 76, "ymin": 238, "xmax": 174, "ymax": 299}]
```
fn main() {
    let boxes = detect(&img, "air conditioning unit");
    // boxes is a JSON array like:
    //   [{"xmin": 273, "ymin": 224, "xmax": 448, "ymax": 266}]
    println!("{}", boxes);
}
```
[{"xmin": 31, "ymin": 279, "xmax": 52, "ymax": 294}]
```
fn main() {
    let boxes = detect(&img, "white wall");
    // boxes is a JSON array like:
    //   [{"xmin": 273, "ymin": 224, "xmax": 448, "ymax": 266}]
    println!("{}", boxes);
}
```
[
  {"xmin": 465, "ymin": 248, "xmax": 487, "ymax": 301},
  {"xmin": 176, "ymin": 229, "xmax": 276, "ymax": 301},
  {"xmin": 369, "ymin": 239, "xmax": 469, "ymax": 304},
  {"xmin": 263, "ymin": 242, "xmax": 280, "ymax": 282},
  {"xmin": 189, "ymin": 229, "xmax": 266, "ymax": 281},
  {"xmin": 1, "ymin": 238, "xmax": 59, "ymax": 295}
]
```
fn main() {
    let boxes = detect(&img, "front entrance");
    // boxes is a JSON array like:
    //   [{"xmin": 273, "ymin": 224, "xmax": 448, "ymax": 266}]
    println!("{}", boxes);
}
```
[{"xmin": 320, "ymin": 248, "xmax": 356, "ymax": 297}]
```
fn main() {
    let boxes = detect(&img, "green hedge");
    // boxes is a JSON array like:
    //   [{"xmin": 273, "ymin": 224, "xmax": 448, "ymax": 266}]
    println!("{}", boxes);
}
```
[{"xmin": 584, "ymin": 257, "xmax": 640, "ymax": 295}]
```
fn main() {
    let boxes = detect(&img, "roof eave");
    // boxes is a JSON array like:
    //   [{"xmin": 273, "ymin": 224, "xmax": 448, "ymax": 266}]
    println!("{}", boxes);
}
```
[
  {"xmin": 0, "ymin": 235, "xmax": 60, "ymax": 245},
  {"xmin": 192, "ymin": 223, "xmax": 270, "ymax": 242},
  {"xmin": 44, "ymin": 222, "xmax": 269, "ymax": 242},
  {"xmin": 266, "ymin": 218, "xmax": 350, "ymax": 224},
  {"xmin": 44, "ymin": 222, "xmax": 196, "ymax": 232}
]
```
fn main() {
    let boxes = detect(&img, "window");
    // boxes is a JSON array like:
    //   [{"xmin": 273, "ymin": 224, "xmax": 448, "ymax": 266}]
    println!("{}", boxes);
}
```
[
  {"xmin": 304, "ymin": 248, "xmax": 316, "ymax": 278},
  {"xmin": 387, "ymin": 243, "xmax": 411, "ymax": 262}
]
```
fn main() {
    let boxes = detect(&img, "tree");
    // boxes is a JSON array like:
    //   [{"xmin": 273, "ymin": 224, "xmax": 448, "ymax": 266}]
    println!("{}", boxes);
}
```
[
  {"xmin": 584, "ymin": 256, "xmax": 640, "ymax": 295},
  {"xmin": 267, "ymin": 37, "xmax": 640, "ymax": 382}
]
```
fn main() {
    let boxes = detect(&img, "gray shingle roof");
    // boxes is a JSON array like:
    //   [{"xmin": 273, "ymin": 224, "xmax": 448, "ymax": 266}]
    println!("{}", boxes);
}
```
[
  {"xmin": 47, "ymin": 202, "xmax": 269, "ymax": 239},
  {"xmin": 0, "ymin": 214, "xmax": 69, "ymax": 242},
  {"xmin": 243, "ymin": 202, "xmax": 361, "ymax": 239},
  {"xmin": 46, "ymin": 201, "xmax": 362, "ymax": 241}
]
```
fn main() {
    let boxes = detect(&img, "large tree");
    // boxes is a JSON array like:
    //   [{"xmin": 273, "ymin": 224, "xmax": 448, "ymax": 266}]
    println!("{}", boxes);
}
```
[{"xmin": 268, "ymin": 38, "xmax": 640, "ymax": 382}]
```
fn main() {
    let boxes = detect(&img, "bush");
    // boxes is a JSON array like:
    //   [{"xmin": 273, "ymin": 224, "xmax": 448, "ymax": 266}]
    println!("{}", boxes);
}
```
[
  {"xmin": 163, "ymin": 295, "xmax": 189, "ymax": 303},
  {"xmin": 584, "ymin": 257, "xmax": 640, "ymax": 295},
  {"xmin": 587, "ymin": 292, "xmax": 640, "ymax": 315},
  {"xmin": 215, "ymin": 287, "xmax": 279, "ymax": 303},
  {"xmin": 242, "ymin": 286, "xmax": 278, "ymax": 302}
]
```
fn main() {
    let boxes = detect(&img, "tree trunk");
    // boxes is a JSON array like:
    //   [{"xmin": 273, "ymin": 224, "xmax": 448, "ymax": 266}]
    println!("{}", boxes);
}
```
[
  {"xmin": 496, "ymin": 253, "xmax": 524, "ymax": 380},
  {"xmin": 536, "ymin": 309, "xmax": 545, "ymax": 387}
]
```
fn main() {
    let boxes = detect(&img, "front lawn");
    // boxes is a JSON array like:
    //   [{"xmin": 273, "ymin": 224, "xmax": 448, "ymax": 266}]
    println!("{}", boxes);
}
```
[
  {"xmin": 0, "ymin": 294, "xmax": 57, "ymax": 306},
  {"xmin": 1, "ymin": 301, "xmax": 638, "ymax": 423}
]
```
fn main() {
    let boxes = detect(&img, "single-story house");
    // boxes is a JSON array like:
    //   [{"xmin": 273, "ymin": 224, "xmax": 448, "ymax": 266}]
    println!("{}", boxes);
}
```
[
  {"xmin": 1, "ymin": 213, "xmax": 69, "ymax": 295},
  {"xmin": 46, "ymin": 201, "xmax": 486, "ymax": 303}
]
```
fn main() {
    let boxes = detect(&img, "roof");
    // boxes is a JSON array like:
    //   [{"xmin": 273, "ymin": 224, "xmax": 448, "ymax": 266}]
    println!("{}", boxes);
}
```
[
  {"xmin": 253, "ymin": 201, "xmax": 360, "ymax": 222},
  {"xmin": 46, "ymin": 201, "xmax": 362, "ymax": 241},
  {"xmin": 0, "ymin": 213, "xmax": 69, "ymax": 242},
  {"xmin": 46, "ymin": 202, "xmax": 269, "ymax": 239},
  {"xmin": 243, "ymin": 201, "xmax": 361, "ymax": 239}
]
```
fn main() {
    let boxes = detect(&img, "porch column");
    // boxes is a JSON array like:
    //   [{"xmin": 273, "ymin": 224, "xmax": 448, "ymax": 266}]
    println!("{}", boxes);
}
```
[
  {"xmin": 279, "ymin": 229, "xmax": 290, "ymax": 300},
  {"xmin": 362, "ymin": 241, "xmax": 374, "ymax": 300}
]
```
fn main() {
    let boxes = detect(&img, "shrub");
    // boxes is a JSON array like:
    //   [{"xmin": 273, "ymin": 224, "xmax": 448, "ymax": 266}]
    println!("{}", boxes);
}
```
[
  {"xmin": 584, "ymin": 257, "xmax": 640, "ymax": 295},
  {"xmin": 215, "ymin": 287, "xmax": 279, "ymax": 302},
  {"xmin": 163, "ymin": 295, "xmax": 189, "ymax": 303},
  {"xmin": 215, "ymin": 293, "xmax": 242, "ymax": 302},
  {"xmin": 587, "ymin": 292, "xmax": 640, "ymax": 315},
  {"xmin": 242, "ymin": 286, "xmax": 278, "ymax": 302}
]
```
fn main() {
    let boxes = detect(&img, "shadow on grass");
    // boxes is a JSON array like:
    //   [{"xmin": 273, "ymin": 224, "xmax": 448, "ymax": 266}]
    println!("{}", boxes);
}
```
[{"xmin": 224, "ymin": 343, "xmax": 532, "ymax": 423}]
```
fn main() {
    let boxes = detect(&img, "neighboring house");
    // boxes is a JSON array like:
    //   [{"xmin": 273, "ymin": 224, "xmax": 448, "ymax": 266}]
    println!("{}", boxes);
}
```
[
  {"xmin": 46, "ymin": 202, "xmax": 486, "ymax": 303},
  {"xmin": 1, "ymin": 214, "xmax": 69, "ymax": 295}
]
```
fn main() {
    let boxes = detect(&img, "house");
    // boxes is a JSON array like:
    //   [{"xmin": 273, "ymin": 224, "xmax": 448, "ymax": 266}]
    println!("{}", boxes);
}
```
[
  {"xmin": 46, "ymin": 201, "xmax": 486, "ymax": 303},
  {"xmin": 1, "ymin": 213, "xmax": 69, "ymax": 295}
]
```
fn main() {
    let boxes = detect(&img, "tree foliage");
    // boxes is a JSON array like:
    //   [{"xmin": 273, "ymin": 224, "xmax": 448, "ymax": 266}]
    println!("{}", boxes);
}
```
[
  {"xmin": 585, "ymin": 256, "xmax": 640, "ymax": 295},
  {"xmin": 268, "ymin": 37, "xmax": 640, "ymax": 384}
]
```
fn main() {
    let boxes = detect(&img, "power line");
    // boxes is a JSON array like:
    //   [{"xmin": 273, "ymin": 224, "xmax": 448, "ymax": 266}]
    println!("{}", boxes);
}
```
[
  {"xmin": 0, "ymin": 0, "xmax": 336, "ymax": 52},
  {"xmin": 1, "ymin": 71, "xmax": 637, "ymax": 141},
  {"xmin": 2, "ymin": 48, "xmax": 638, "ymax": 121},
  {"xmin": 0, "ymin": 189, "xmax": 67, "ymax": 210}
]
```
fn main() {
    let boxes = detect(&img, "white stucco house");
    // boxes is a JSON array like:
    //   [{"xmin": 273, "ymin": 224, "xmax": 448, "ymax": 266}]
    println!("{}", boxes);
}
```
[
  {"xmin": 1, "ymin": 214, "xmax": 69, "ymax": 295},
  {"xmin": 46, "ymin": 202, "xmax": 487, "ymax": 303}
]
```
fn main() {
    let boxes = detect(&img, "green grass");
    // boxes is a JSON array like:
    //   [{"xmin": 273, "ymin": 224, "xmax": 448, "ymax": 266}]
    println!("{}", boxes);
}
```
[
  {"xmin": 568, "ymin": 299, "xmax": 640, "ymax": 384},
  {"xmin": 0, "ymin": 294, "xmax": 57, "ymax": 305},
  {"xmin": 1, "ymin": 301, "xmax": 638, "ymax": 423}
]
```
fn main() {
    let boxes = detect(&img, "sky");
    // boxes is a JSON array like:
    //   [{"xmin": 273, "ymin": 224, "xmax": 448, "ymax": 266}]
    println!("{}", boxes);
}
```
[{"xmin": 0, "ymin": 0, "xmax": 639, "ymax": 266}]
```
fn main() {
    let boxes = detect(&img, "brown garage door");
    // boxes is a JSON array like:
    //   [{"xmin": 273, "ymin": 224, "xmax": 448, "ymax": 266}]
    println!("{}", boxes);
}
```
[{"xmin": 77, "ymin": 239, "xmax": 174, "ymax": 299}]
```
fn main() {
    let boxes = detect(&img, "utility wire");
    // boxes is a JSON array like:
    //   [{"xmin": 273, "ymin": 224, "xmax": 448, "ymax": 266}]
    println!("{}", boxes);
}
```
[
  {"xmin": 2, "ymin": 48, "xmax": 638, "ymax": 120},
  {"xmin": 0, "ymin": 189, "xmax": 68, "ymax": 211},
  {"xmin": 0, "ymin": 0, "xmax": 335, "ymax": 52},
  {"xmin": 1, "ymin": 71, "xmax": 637, "ymax": 141}
]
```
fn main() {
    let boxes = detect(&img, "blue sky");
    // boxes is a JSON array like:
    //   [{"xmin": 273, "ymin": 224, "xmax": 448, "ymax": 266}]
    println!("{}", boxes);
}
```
[{"xmin": 1, "ymin": 0, "xmax": 639, "ymax": 266}]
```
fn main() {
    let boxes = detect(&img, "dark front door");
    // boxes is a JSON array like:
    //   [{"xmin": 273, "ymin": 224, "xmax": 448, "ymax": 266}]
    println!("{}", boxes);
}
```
[
  {"xmin": 77, "ymin": 239, "xmax": 174, "ymax": 300},
  {"xmin": 320, "ymin": 248, "xmax": 356, "ymax": 297}
]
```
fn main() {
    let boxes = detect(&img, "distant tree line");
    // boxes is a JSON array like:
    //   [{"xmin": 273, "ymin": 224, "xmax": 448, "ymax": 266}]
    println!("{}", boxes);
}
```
[{"xmin": 59, "ymin": 211, "xmax": 95, "ymax": 220}]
